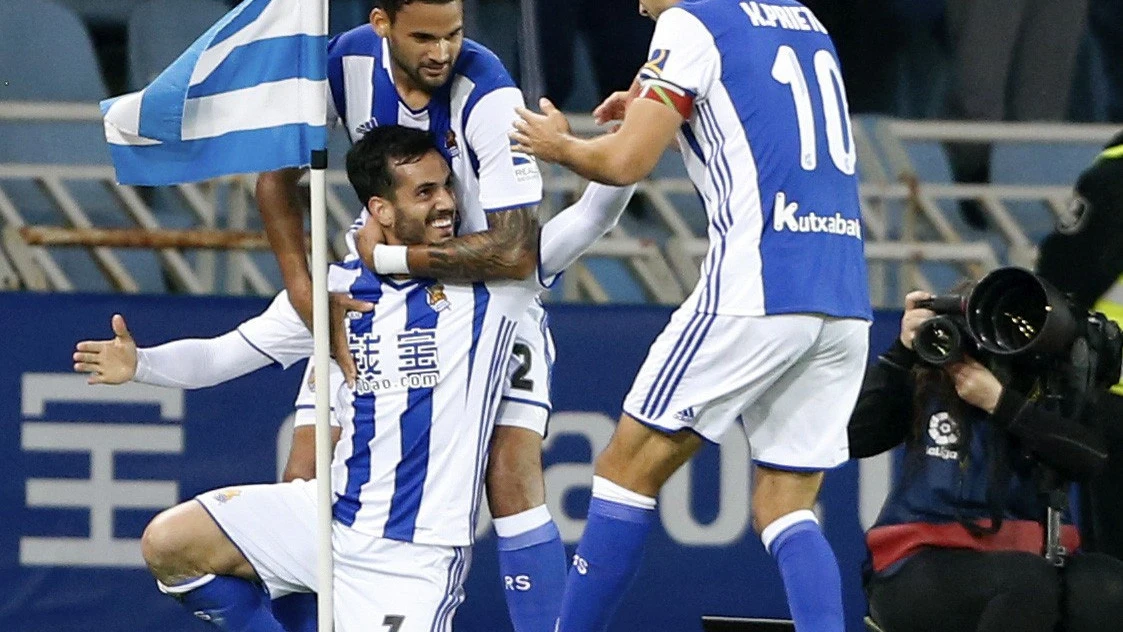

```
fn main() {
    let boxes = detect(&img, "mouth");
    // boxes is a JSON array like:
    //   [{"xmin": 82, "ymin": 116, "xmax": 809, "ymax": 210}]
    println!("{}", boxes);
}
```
[
  {"xmin": 420, "ymin": 64, "xmax": 449, "ymax": 78},
  {"xmin": 429, "ymin": 213, "xmax": 455, "ymax": 235}
]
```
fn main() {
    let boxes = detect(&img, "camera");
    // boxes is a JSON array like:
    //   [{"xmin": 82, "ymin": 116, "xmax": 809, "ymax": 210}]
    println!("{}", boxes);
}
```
[{"xmin": 913, "ymin": 267, "xmax": 1123, "ymax": 393}]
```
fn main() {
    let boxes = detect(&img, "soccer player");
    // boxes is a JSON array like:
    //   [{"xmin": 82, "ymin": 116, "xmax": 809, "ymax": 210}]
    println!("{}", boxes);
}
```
[
  {"xmin": 510, "ymin": 1, "xmax": 872, "ymax": 630},
  {"xmin": 256, "ymin": 3, "xmax": 565, "ymax": 628},
  {"xmin": 73, "ymin": 126, "xmax": 634, "ymax": 632}
]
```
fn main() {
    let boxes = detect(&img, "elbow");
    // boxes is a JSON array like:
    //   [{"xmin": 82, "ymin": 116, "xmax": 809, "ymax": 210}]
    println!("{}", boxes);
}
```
[{"xmin": 602, "ymin": 156, "xmax": 647, "ymax": 186}]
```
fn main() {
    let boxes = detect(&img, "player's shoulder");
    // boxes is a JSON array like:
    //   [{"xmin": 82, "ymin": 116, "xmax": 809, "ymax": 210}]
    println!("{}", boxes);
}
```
[
  {"xmin": 452, "ymin": 39, "xmax": 516, "ymax": 96},
  {"xmin": 328, "ymin": 24, "xmax": 382, "ymax": 60}
]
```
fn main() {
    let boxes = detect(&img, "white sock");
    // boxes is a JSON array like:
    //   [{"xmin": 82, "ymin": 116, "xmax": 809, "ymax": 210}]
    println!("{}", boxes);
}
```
[
  {"xmin": 760, "ymin": 509, "xmax": 819, "ymax": 553},
  {"xmin": 493, "ymin": 504, "xmax": 553, "ymax": 538},
  {"xmin": 591, "ymin": 475, "xmax": 656, "ymax": 510}
]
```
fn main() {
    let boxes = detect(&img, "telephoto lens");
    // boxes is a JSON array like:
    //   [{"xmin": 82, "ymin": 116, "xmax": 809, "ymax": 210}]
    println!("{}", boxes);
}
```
[{"xmin": 914, "ymin": 316, "xmax": 968, "ymax": 365}]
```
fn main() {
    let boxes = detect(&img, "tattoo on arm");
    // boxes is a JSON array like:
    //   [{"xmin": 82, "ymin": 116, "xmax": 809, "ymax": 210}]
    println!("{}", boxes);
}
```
[{"xmin": 406, "ymin": 207, "xmax": 540, "ymax": 281}]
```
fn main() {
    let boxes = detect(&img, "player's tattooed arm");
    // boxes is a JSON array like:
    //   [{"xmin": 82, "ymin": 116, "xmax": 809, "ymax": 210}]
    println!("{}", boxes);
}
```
[{"xmin": 357, "ymin": 206, "xmax": 540, "ymax": 281}]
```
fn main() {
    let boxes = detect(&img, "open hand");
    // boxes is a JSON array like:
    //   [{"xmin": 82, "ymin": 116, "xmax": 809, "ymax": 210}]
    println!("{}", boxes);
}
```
[
  {"xmin": 355, "ymin": 217, "xmax": 386, "ymax": 273},
  {"xmin": 329, "ymin": 293, "xmax": 374, "ymax": 388},
  {"xmin": 593, "ymin": 81, "xmax": 641, "ymax": 126},
  {"xmin": 511, "ymin": 98, "xmax": 573, "ymax": 164},
  {"xmin": 73, "ymin": 314, "xmax": 137, "ymax": 385}
]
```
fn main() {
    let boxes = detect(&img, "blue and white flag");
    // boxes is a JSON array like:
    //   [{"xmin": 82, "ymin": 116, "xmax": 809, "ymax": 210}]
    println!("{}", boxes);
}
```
[{"xmin": 101, "ymin": 0, "xmax": 328, "ymax": 186}]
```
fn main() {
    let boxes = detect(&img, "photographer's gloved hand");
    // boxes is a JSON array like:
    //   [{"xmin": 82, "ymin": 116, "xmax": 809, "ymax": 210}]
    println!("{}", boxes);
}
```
[
  {"xmin": 945, "ymin": 358, "xmax": 1004, "ymax": 414},
  {"xmin": 899, "ymin": 290, "xmax": 936, "ymax": 350}
]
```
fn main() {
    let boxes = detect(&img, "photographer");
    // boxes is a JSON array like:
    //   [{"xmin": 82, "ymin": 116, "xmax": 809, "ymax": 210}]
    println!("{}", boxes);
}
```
[{"xmin": 851, "ymin": 290, "xmax": 1123, "ymax": 632}]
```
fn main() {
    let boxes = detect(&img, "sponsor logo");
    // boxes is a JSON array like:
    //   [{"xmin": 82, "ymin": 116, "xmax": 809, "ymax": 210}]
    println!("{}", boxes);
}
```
[
  {"xmin": 925, "ymin": 411, "xmax": 960, "ymax": 461},
  {"xmin": 211, "ymin": 488, "xmax": 242, "ymax": 504},
  {"xmin": 772, "ymin": 192, "xmax": 862, "ymax": 239}
]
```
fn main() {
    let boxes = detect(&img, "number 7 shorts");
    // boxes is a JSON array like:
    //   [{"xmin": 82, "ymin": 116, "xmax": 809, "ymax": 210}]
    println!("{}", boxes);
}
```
[
  {"xmin": 623, "ymin": 310, "xmax": 870, "ymax": 470},
  {"xmin": 195, "ymin": 479, "xmax": 471, "ymax": 632}
]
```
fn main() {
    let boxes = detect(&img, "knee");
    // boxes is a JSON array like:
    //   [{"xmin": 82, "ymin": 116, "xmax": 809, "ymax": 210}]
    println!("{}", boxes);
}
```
[{"xmin": 141, "ymin": 507, "xmax": 189, "ymax": 577}]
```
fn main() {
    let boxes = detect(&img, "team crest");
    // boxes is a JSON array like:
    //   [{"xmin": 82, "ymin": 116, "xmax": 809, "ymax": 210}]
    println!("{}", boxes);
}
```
[
  {"xmin": 212, "ymin": 488, "xmax": 242, "ymax": 504},
  {"xmin": 355, "ymin": 117, "xmax": 379, "ymax": 137},
  {"xmin": 641, "ymin": 48, "xmax": 670, "ymax": 79},
  {"xmin": 445, "ymin": 130, "xmax": 461, "ymax": 158},
  {"xmin": 427, "ymin": 284, "xmax": 451, "ymax": 311}
]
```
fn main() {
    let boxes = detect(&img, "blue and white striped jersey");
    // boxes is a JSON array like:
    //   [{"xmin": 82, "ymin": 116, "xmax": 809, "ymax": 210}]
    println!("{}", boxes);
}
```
[
  {"xmin": 323, "ymin": 266, "xmax": 542, "ymax": 546},
  {"xmin": 235, "ymin": 183, "xmax": 633, "ymax": 546},
  {"xmin": 638, "ymin": 0, "xmax": 871, "ymax": 320},
  {"xmin": 327, "ymin": 27, "xmax": 542, "ymax": 236}
]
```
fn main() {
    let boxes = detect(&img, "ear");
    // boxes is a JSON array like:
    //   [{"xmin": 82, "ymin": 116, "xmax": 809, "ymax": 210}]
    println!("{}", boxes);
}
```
[
  {"xmin": 369, "ymin": 196, "xmax": 395, "ymax": 228},
  {"xmin": 370, "ymin": 8, "xmax": 390, "ymax": 38}
]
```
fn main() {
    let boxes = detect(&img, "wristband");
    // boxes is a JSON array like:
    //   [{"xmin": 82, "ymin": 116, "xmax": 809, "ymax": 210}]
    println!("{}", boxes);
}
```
[{"xmin": 372, "ymin": 244, "xmax": 409, "ymax": 275}]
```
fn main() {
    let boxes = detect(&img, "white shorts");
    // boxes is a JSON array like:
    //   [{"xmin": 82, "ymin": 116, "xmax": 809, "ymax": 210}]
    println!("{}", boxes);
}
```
[
  {"xmin": 293, "ymin": 300, "xmax": 556, "ymax": 436},
  {"xmin": 196, "ymin": 480, "xmax": 470, "ymax": 632},
  {"xmin": 623, "ymin": 311, "xmax": 869, "ymax": 470}
]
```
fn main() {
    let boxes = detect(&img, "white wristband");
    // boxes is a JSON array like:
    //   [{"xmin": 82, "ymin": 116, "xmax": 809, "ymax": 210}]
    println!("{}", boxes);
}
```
[{"xmin": 372, "ymin": 244, "xmax": 409, "ymax": 275}]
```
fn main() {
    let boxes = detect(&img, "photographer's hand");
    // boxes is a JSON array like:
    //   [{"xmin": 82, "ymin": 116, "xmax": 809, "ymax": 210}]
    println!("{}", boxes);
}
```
[
  {"xmin": 899, "ymin": 291, "xmax": 936, "ymax": 350},
  {"xmin": 946, "ymin": 358, "xmax": 1004, "ymax": 414}
]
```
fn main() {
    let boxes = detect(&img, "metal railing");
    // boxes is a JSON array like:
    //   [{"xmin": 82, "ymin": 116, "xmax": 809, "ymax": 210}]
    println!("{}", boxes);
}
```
[{"xmin": 1, "ymin": 101, "xmax": 1117, "ymax": 307}]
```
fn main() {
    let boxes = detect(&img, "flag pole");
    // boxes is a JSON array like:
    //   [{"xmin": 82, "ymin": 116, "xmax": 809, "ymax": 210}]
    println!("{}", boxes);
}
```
[{"xmin": 311, "ymin": 1, "xmax": 333, "ymax": 630}]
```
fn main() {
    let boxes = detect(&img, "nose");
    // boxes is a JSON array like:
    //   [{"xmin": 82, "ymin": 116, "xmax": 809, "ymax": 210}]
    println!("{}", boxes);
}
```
[
  {"xmin": 433, "ymin": 39, "xmax": 451, "ymax": 63},
  {"xmin": 435, "ymin": 186, "xmax": 455, "ymax": 211}
]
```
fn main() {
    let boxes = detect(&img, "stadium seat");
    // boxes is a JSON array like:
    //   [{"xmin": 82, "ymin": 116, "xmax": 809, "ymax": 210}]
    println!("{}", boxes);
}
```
[
  {"xmin": 0, "ymin": 0, "xmax": 166, "ymax": 292},
  {"xmin": 55, "ymin": 0, "xmax": 147, "ymax": 28}
]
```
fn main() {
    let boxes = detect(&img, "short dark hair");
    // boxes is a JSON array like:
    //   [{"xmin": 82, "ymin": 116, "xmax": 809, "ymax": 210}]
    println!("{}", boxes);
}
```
[
  {"xmin": 377, "ymin": 0, "xmax": 459, "ymax": 20},
  {"xmin": 345, "ymin": 125, "xmax": 437, "ymax": 204}
]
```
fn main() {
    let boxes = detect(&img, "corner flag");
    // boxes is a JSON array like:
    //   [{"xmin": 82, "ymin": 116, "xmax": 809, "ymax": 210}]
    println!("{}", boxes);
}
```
[{"xmin": 101, "ymin": 0, "xmax": 327, "ymax": 186}]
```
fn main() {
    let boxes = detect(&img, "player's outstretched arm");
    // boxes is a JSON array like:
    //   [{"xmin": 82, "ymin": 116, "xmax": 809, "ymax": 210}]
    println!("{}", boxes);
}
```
[
  {"xmin": 511, "ymin": 98, "xmax": 682, "ymax": 186},
  {"xmin": 73, "ymin": 314, "xmax": 138, "ymax": 385},
  {"xmin": 357, "ymin": 206, "xmax": 540, "ymax": 281},
  {"xmin": 538, "ymin": 183, "xmax": 636, "ymax": 279}
]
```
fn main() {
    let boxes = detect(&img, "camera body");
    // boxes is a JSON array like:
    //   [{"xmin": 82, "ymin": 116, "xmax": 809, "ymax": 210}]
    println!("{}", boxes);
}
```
[{"xmin": 913, "ymin": 267, "xmax": 1123, "ymax": 397}]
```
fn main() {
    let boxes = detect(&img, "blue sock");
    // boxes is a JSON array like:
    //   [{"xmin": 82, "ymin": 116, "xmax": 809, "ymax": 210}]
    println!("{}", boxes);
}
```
[
  {"xmin": 497, "ymin": 519, "xmax": 567, "ymax": 632},
  {"xmin": 764, "ymin": 513, "xmax": 845, "ymax": 632},
  {"xmin": 557, "ymin": 497, "xmax": 655, "ymax": 632},
  {"xmin": 164, "ymin": 575, "xmax": 285, "ymax": 631},
  {"xmin": 271, "ymin": 592, "xmax": 318, "ymax": 632}
]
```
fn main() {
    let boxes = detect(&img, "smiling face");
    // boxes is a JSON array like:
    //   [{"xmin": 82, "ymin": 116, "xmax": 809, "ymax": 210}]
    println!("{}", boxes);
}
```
[
  {"xmin": 376, "ymin": 149, "xmax": 458, "ymax": 246},
  {"xmin": 372, "ymin": 1, "xmax": 464, "ymax": 93}
]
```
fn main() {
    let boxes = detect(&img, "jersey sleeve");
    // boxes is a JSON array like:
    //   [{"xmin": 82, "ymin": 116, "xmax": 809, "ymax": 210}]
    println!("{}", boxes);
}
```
[
  {"xmin": 235, "ymin": 291, "xmax": 314, "ymax": 369},
  {"xmin": 535, "ymin": 183, "xmax": 636, "ymax": 288},
  {"xmin": 463, "ymin": 86, "xmax": 544, "ymax": 213},
  {"xmin": 636, "ymin": 8, "xmax": 719, "ymax": 117}
]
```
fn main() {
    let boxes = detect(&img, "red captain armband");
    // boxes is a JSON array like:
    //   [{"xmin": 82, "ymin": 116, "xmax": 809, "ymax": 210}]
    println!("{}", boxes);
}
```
[{"xmin": 638, "ymin": 79, "xmax": 694, "ymax": 120}]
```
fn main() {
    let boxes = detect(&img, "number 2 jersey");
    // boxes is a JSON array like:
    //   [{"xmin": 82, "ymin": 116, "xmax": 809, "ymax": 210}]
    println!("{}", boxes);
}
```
[{"xmin": 638, "ymin": 0, "xmax": 871, "ymax": 320}]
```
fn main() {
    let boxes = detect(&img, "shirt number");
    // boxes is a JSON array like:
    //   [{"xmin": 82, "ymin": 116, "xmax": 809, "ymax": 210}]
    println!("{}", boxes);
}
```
[{"xmin": 770, "ymin": 45, "xmax": 856, "ymax": 175}]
